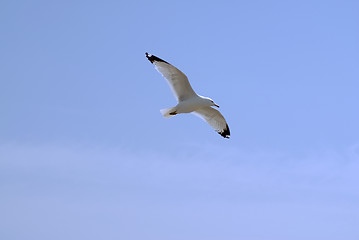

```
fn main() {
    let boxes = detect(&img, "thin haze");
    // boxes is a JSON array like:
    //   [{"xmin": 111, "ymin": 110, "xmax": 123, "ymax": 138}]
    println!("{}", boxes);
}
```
[{"xmin": 1, "ymin": 0, "xmax": 359, "ymax": 239}]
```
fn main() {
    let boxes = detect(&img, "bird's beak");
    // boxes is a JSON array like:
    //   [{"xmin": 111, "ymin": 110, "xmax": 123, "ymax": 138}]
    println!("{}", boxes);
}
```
[{"xmin": 214, "ymin": 104, "xmax": 220, "ymax": 108}]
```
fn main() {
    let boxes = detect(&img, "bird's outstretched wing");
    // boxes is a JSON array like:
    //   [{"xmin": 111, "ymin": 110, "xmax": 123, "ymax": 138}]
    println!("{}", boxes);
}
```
[
  {"xmin": 193, "ymin": 107, "xmax": 230, "ymax": 138},
  {"xmin": 146, "ymin": 53, "xmax": 197, "ymax": 102}
]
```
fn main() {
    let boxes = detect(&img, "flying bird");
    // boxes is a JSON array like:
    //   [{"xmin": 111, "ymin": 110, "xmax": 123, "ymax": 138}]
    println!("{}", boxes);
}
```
[{"xmin": 145, "ymin": 53, "xmax": 230, "ymax": 138}]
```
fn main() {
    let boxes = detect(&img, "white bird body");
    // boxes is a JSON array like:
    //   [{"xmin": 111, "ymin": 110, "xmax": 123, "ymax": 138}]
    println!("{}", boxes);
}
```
[
  {"xmin": 145, "ymin": 52, "xmax": 230, "ymax": 138},
  {"xmin": 168, "ymin": 96, "xmax": 214, "ymax": 114}
]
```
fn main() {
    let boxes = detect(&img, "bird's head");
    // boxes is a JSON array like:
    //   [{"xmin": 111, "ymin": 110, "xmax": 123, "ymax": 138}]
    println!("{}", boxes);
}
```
[{"xmin": 203, "ymin": 97, "xmax": 219, "ymax": 108}]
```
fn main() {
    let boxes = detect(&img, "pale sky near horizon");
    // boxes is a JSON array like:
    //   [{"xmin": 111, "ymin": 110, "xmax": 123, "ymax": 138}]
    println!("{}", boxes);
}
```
[{"xmin": 1, "ymin": 0, "xmax": 359, "ymax": 239}]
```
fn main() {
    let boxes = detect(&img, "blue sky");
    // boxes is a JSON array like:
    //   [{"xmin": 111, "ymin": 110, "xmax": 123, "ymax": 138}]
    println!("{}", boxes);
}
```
[{"xmin": 1, "ymin": 0, "xmax": 359, "ymax": 239}]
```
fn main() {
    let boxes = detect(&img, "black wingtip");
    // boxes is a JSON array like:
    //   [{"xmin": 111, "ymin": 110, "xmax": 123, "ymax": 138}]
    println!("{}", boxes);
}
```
[
  {"xmin": 145, "ymin": 52, "xmax": 169, "ymax": 64},
  {"xmin": 218, "ymin": 124, "xmax": 230, "ymax": 138}
]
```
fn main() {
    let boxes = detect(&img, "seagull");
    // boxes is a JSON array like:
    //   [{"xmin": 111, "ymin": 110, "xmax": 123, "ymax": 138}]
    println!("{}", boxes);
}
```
[{"xmin": 145, "ymin": 52, "xmax": 230, "ymax": 138}]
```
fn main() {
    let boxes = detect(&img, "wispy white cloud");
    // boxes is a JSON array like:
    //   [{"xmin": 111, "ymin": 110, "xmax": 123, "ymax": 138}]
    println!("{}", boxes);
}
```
[{"xmin": 0, "ymin": 143, "xmax": 358, "ymax": 240}]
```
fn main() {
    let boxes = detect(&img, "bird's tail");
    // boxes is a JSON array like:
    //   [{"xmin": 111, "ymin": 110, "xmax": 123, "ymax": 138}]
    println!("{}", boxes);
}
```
[{"xmin": 160, "ymin": 107, "xmax": 176, "ymax": 118}]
